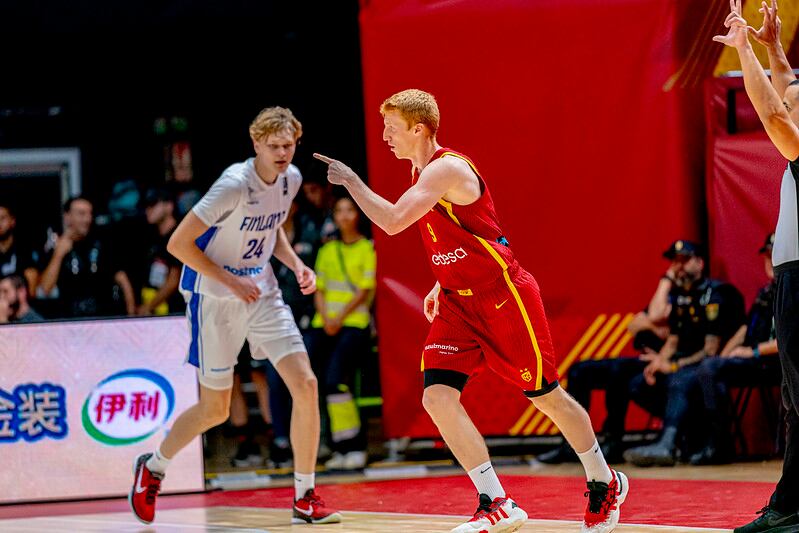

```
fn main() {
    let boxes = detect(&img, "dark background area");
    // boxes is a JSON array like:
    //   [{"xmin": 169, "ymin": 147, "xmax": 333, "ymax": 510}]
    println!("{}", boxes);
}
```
[{"xmin": 0, "ymin": 0, "xmax": 366, "ymax": 216}]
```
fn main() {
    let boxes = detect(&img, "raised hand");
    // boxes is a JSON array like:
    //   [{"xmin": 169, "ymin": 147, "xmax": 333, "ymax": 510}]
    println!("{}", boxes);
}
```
[
  {"xmin": 713, "ymin": 0, "xmax": 749, "ymax": 48},
  {"xmin": 313, "ymin": 153, "xmax": 358, "ymax": 186},
  {"xmin": 748, "ymin": 0, "xmax": 781, "ymax": 48}
]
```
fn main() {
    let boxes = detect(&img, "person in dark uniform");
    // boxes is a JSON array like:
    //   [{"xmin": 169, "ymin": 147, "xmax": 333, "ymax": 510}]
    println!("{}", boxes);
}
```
[
  {"xmin": 537, "ymin": 240, "xmax": 709, "ymax": 465},
  {"xmin": 38, "ymin": 196, "xmax": 136, "ymax": 318},
  {"xmin": 717, "ymin": 3, "xmax": 799, "ymax": 528},
  {"xmin": 623, "ymin": 242, "xmax": 745, "ymax": 466},
  {"xmin": 689, "ymin": 233, "xmax": 780, "ymax": 465}
]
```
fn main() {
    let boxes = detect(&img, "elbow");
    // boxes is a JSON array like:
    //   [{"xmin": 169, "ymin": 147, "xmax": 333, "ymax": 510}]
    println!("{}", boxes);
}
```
[
  {"xmin": 384, "ymin": 224, "xmax": 401, "ymax": 236},
  {"xmin": 383, "ymin": 214, "xmax": 406, "ymax": 235},
  {"xmin": 166, "ymin": 237, "xmax": 180, "ymax": 259}
]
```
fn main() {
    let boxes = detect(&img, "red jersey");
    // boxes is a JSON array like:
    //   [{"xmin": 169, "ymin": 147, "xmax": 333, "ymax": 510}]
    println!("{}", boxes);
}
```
[{"xmin": 413, "ymin": 148, "xmax": 516, "ymax": 291}]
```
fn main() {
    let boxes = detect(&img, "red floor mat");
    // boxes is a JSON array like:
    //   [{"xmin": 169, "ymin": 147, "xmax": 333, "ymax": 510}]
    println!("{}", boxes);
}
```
[{"xmin": 0, "ymin": 474, "xmax": 774, "ymax": 529}]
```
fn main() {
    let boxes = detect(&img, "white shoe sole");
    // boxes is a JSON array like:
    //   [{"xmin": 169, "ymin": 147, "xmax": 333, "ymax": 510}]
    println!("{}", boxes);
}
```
[
  {"xmin": 291, "ymin": 511, "xmax": 343, "ymax": 524},
  {"xmin": 450, "ymin": 506, "xmax": 528, "ymax": 533}
]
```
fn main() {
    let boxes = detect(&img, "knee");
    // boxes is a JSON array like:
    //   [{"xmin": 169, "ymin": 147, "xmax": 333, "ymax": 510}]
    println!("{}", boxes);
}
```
[
  {"xmin": 422, "ymin": 386, "xmax": 458, "ymax": 418},
  {"xmin": 200, "ymin": 396, "xmax": 230, "ymax": 426},
  {"xmin": 294, "ymin": 373, "xmax": 319, "ymax": 402},
  {"xmin": 696, "ymin": 358, "xmax": 719, "ymax": 378},
  {"xmin": 531, "ymin": 386, "xmax": 569, "ymax": 414},
  {"xmin": 628, "ymin": 374, "xmax": 647, "ymax": 397},
  {"xmin": 567, "ymin": 363, "xmax": 586, "ymax": 384}
]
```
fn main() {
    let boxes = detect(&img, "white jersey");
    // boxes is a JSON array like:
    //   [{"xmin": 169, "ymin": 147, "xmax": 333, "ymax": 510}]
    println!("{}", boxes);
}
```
[{"xmin": 180, "ymin": 158, "xmax": 302, "ymax": 299}]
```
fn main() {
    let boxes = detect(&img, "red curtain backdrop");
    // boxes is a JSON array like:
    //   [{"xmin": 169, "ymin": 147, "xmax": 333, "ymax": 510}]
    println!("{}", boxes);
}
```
[
  {"xmin": 705, "ymin": 76, "xmax": 782, "ymax": 306},
  {"xmin": 359, "ymin": 0, "xmax": 711, "ymax": 438}
]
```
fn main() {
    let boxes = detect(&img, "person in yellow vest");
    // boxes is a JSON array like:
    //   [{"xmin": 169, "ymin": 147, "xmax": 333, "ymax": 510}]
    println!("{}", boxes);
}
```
[{"xmin": 308, "ymin": 196, "xmax": 376, "ymax": 470}]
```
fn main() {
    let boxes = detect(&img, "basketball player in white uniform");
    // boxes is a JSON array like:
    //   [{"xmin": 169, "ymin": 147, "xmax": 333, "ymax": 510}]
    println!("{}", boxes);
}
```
[{"xmin": 129, "ymin": 107, "xmax": 341, "ymax": 525}]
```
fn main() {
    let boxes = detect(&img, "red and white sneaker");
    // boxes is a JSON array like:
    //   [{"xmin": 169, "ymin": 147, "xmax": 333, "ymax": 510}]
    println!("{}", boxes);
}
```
[
  {"xmin": 292, "ymin": 488, "xmax": 342, "ymax": 524},
  {"xmin": 582, "ymin": 469, "xmax": 628, "ymax": 533},
  {"xmin": 128, "ymin": 453, "xmax": 164, "ymax": 525},
  {"xmin": 451, "ymin": 493, "xmax": 528, "ymax": 533}
]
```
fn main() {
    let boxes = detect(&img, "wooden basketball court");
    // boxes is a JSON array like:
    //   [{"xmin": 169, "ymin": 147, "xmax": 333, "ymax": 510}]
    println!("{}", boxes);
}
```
[
  {"xmin": 0, "ymin": 506, "xmax": 730, "ymax": 532},
  {"xmin": 0, "ymin": 462, "xmax": 781, "ymax": 532}
]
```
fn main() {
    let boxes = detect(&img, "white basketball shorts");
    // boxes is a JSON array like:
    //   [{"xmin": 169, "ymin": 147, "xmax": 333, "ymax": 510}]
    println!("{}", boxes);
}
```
[{"xmin": 184, "ymin": 289, "xmax": 306, "ymax": 390}]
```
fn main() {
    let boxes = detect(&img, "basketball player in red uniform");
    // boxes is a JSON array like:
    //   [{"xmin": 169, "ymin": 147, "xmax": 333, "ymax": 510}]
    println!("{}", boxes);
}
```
[{"xmin": 315, "ymin": 89, "xmax": 627, "ymax": 533}]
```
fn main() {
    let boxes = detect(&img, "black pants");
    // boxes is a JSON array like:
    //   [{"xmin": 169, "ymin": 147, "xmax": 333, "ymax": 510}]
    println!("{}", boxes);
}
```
[
  {"xmin": 307, "ymin": 327, "xmax": 370, "ymax": 453},
  {"xmin": 770, "ymin": 264, "xmax": 799, "ymax": 514},
  {"xmin": 696, "ymin": 356, "xmax": 782, "ymax": 418},
  {"xmin": 567, "ymin": 358, "xmax": 647, "ymax": 439},
  {"xmin": 629, "ymin": 364, "xmax": 701, "ymax": 431}
]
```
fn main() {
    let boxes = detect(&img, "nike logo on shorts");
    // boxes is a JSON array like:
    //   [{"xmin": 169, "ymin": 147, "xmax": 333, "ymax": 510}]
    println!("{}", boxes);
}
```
[{"xmin": 495, "ymin": 299, "xmax": 509, "ymax": 310}]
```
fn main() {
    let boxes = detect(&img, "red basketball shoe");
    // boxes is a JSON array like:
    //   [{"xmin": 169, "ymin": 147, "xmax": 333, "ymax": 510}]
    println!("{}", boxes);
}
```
[
  {"xmin": 582, "ymin": 469, "xmax": 628, "ymax": 533},
  {"xmin": 292, "ymin": 488, "xmax": 342, "ymax": 524},
  {"xmin": 128, "ymin": 453, "xmax": 164, "ymax": 524}
]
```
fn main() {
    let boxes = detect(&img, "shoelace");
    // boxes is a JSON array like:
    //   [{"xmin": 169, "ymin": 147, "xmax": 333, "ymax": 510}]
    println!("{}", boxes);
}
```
[
  {"xmin": 305, "ymin": 491, "xmax": 326, "ymax": 508},
  {"xmin": 471, "ymin": 498, "xmax": 494, "ymax": 520},
  {"xmin": 585, "ymin": 483, "xmax": 614, "ymax": 516},
  {"xmin": 145, "ymin": 478, "xmax": 161, "ymax": 505},
  {"xmin": 755, "ymin": 506, "xmax": 770, "ymax": 517}
]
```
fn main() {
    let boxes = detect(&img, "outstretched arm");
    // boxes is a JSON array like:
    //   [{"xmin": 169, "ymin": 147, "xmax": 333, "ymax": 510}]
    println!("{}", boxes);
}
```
[
  {"xmin": 313, "ymin": 153, "xmax": 461, "ymax": 235},
  {"xmin": 715, "ymin": 0, "xmax": 799, "ymax": 160},
  {"xmin": 748, "ymin": 0, "xmax": 796, "ymax": 98}
]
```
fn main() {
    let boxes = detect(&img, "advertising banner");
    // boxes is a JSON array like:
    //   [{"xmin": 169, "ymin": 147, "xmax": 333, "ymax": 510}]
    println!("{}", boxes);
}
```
[{"xmin": 0, "ymin": 317, "xmax": 204, "ymax": 503}]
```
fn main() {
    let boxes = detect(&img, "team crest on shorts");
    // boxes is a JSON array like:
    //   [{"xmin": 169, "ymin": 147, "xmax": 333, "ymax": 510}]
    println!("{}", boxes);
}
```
[{"xmin": 520, "ymin": 368, "xmax": 532, "ymax": 383}]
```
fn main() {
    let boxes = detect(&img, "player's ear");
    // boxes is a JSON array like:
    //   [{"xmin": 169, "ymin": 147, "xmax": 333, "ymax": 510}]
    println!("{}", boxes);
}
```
[{"xmin": 251, "ymin": 135, "xmax": 260, "ymax": 153}]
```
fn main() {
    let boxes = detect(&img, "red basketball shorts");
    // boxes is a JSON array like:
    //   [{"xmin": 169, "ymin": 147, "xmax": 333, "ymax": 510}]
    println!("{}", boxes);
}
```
[{"xmin": 422, "ymin": 265, "xmax": 560, "ymax": 397}]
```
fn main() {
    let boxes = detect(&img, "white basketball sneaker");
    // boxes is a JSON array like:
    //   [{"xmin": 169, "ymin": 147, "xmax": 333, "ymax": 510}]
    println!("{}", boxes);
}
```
[{"xmin": 451, "ymin": 493, "xmax": 528, "ymax": 533}]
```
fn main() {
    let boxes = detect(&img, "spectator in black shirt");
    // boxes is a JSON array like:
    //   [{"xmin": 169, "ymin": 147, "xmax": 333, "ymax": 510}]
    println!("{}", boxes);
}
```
[
  {"xmin": 135, "ymin": 189, "xmax": 183, "ymax": 315},
  {"xmin": 39, "ymin": 196, "xmax": 135, "ymax": 318},
  {"xmin": 624, "ymin": 241, "xmax": 745, "ymax": 466},
  {"xmin": 536, "ymin": 240, "xmax": 705, "ymax": 465},
  {"xmin": 0, "ymin": 202, "xmax": 38, "ymax": 292},
  {"xmin": 690, "ymin": 233, "xmax": 780, "ymax": 465},
  {"xmin": 0, "ymin": 274, "xmax": 43, "ymax": 323}
]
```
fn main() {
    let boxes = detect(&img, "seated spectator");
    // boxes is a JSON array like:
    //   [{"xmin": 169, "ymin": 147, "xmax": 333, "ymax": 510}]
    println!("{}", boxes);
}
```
[
  {"xmin": 133, "ymin": 189, "xmax": 183, "ymax": 315},
  {"xmin": 0, "ymin": 274, "xmax": 43, "ymax": 323},
  {"xmin": 623, "ymin": 241, "xmax": 745, "ymax": 466},
  {"xmin": 38, "ymin": 196, "xmax": 136, "ymax": 318},
  {"xmin": 0, "ymin": 202, "xmax": 38, "ymax": 291},
  {"xmin": 690, "ymin": 233, "xmax": 781, "ymax": 465},
  {"xmin": 307, "ymin": 196, "xmax": 375, "ymax": 470},
  {"xmin": 537, "ymin": 240, "xmax": 697, "ymax": 464}
]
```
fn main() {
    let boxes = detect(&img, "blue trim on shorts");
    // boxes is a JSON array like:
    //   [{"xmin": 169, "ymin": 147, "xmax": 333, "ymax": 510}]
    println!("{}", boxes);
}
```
[
  {"xmin": 188, "ymin": 293, "xmax": 201, "ymax": 368},
  {"xmin": 180, "ymin": 226, "xmax": 218, "ymax": 292}
]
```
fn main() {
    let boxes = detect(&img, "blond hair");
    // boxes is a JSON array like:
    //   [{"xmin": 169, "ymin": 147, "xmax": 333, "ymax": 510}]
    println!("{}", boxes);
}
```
[
  {"xmin": 380, "ymin": 89, "xmax": 439, "ymax": 136},
  {"xmin": 249, "ymin": 106, "xmax": 302, "ymax": 141}
]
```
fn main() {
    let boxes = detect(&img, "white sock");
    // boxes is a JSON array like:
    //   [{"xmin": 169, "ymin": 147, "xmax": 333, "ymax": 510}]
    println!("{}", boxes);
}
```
[
  {"xmin": 294, "ymin": 472, "xmax": 315, "ymax": 500},
  {"xmin": 576, "ymin": 440, "xmax": 613, "ymax": 484},
  {"xmin": 145, "ymin": 447, "xmax": 171, "ymax": 475},
  {"xmin": 467, "ymin": 461, "xmax": 505, "ymax": 500}
]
